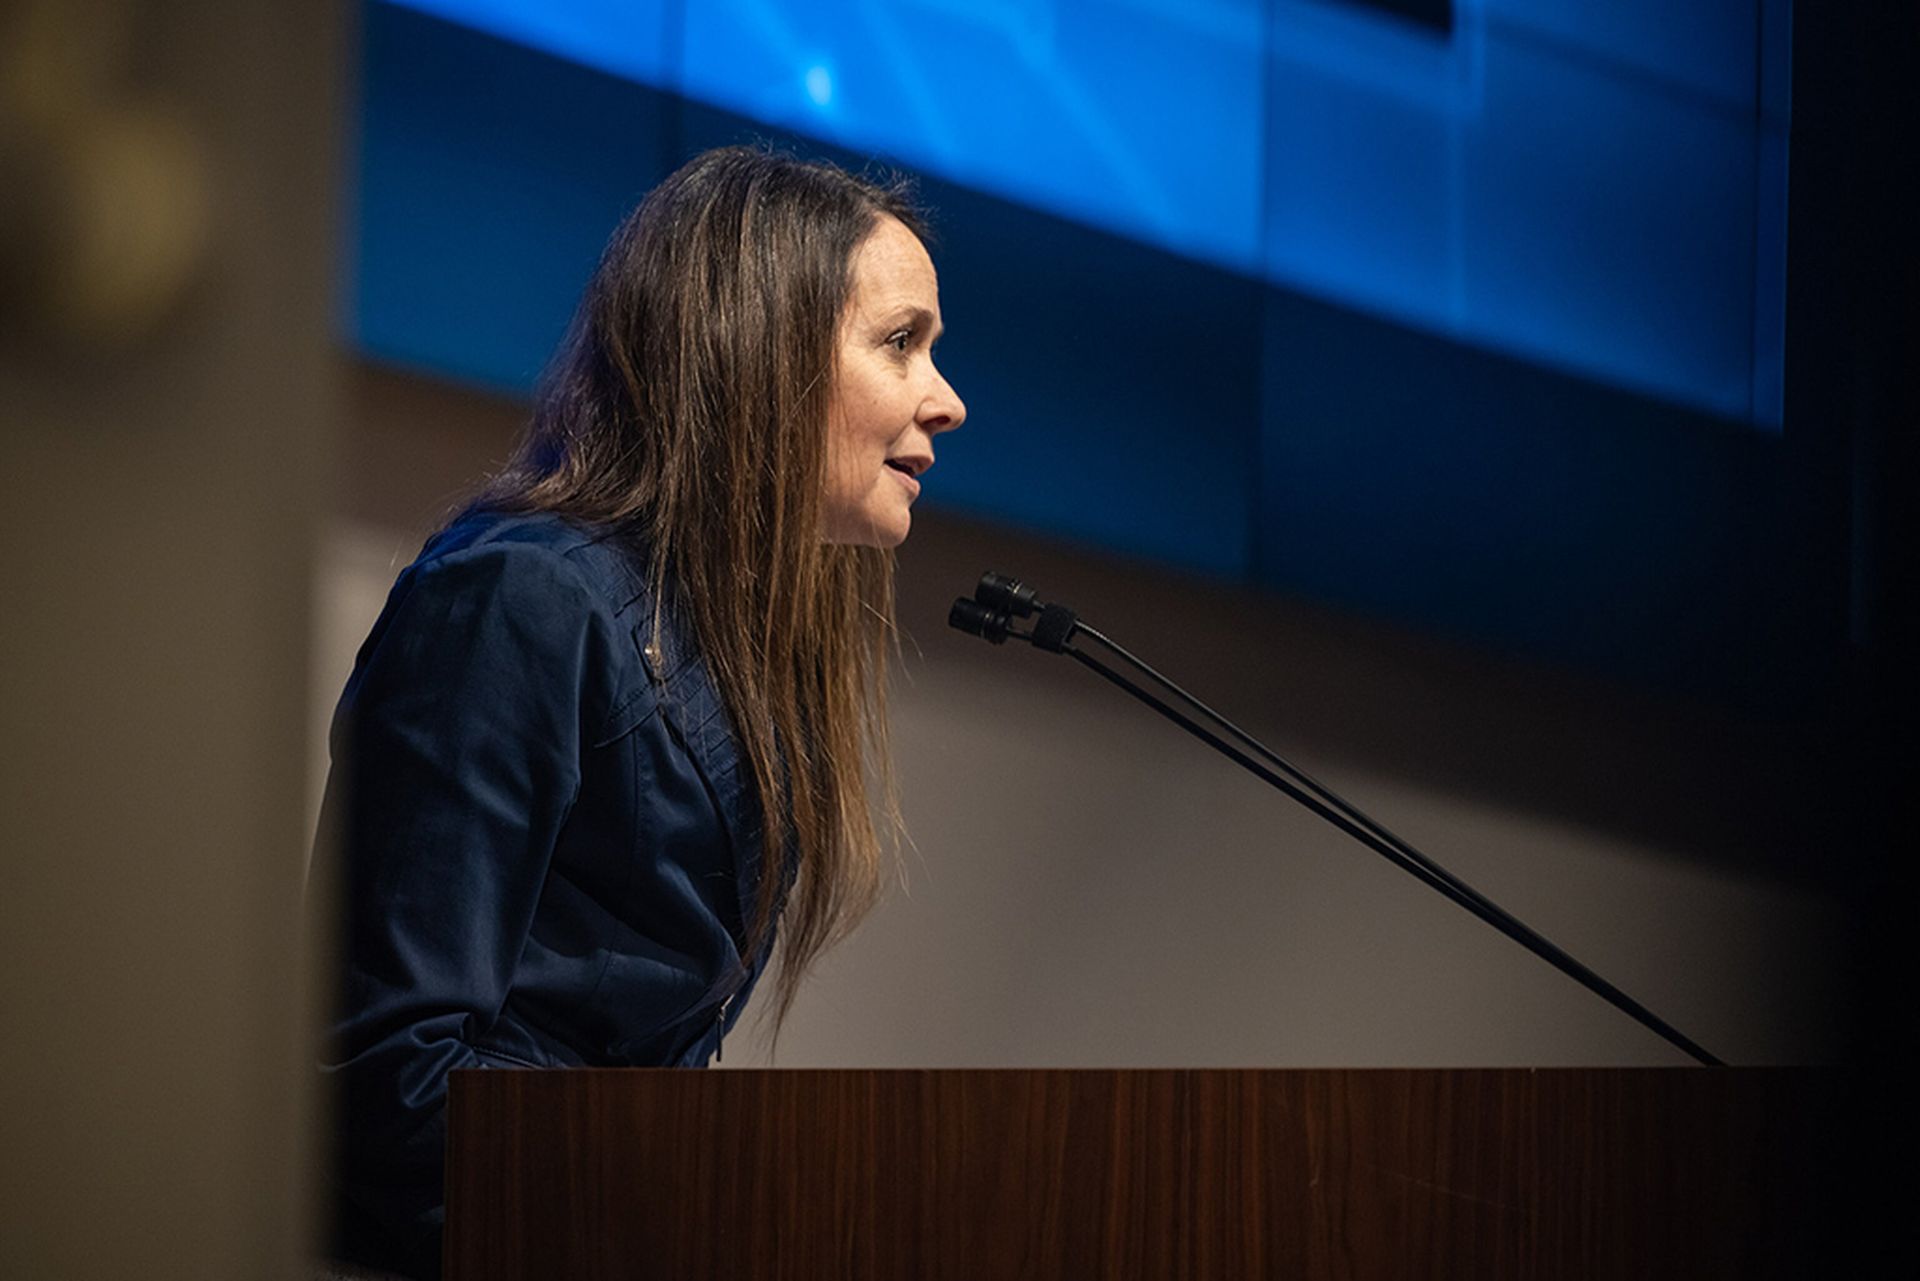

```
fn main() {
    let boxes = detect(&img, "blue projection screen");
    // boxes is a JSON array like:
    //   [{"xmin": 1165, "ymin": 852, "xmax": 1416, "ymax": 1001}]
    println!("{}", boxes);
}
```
[{"xmin": 386, "ymin": 0, "xmax": 1788, "ymax": 429}]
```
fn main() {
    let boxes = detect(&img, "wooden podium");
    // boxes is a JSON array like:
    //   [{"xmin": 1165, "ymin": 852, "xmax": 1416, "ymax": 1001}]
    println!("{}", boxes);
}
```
[{"xmin": 446, "ymin": 1067, "xmax": 1832, "ymax": 1279}]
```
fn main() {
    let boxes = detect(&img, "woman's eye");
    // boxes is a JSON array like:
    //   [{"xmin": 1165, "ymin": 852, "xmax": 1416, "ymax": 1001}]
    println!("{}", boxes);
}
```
[{"xmin": 886, "ymin": 329, "xmax": 912, "ymax": 353}]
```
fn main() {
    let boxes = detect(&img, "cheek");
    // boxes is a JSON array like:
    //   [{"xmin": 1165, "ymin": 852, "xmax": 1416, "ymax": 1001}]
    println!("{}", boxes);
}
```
[
  {"xmin": 826, "ymin": 412, "xmax": 879, "ymax": 503},
  {"xmin": 831, "ymin": 381, "xmax": 896, "ymax": 464}
]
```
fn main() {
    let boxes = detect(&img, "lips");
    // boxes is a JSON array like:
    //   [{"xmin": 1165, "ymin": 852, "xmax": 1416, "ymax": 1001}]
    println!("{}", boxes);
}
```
[{"xmin": 884, "ymin": 457, "xmax": 925, "ymax": 496}]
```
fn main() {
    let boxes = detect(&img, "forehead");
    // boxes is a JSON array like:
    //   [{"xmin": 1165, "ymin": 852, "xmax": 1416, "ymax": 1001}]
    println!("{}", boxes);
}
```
[{"xmin": 846, "ymin": 215, "xmax": 938, "ymax": 314}]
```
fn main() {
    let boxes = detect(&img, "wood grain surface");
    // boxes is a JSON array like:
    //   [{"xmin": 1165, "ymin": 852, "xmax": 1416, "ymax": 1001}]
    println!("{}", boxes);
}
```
[{"xmin": 445, "ymin": 1068, "xmax": 1832, "ymax": 1280}]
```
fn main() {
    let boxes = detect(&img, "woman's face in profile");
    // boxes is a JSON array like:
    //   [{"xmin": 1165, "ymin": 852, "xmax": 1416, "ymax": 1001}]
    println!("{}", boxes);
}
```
[{"xmin": 822, "ymin": 214, "xmax": 966, "ymax": 547}]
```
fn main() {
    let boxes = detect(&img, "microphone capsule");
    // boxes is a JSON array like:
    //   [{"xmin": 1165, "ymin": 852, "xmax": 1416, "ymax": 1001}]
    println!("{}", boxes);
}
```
[
  {"xmin": 976, "ymin": 571, "xmax": 1040, "ymax": 618},
  {"xmin": 948, "ymin": 596, "xmax": 1012, "ymax": 644}
]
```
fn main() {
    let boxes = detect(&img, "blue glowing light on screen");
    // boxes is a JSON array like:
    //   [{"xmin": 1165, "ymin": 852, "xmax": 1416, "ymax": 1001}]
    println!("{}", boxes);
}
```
[{"xmin": 386, "ymin": 0, "xmax": 1788, "ymax": 427}]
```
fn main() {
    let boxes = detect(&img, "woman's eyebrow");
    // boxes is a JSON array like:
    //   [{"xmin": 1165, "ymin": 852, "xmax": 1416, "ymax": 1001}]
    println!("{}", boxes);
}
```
[{"xmin": 880, "ymin": 305, "xmax": 943, "ymax": 342}]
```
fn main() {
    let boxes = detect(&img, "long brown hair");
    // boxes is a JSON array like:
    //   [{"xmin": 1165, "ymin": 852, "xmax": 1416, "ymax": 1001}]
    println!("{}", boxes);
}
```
[{"xmin": 474, "ymin": 146, "xmax": 925, "ymax": 1029}]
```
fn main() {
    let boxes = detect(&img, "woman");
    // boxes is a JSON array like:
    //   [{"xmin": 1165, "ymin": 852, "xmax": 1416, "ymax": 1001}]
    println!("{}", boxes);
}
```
[{"xmin": 315, "ymin": 146, "xmax": 964, "ymax": 1280}]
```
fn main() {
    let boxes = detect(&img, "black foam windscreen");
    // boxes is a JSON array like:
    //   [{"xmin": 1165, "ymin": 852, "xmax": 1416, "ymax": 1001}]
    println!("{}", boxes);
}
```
[{"xmin": 1030, "ymin": 603, "xmax": 1079, "ymax": 653}]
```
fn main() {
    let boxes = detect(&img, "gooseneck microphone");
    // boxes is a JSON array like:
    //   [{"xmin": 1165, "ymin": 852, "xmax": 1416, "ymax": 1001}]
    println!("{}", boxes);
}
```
[{"xmin": 949, "ymin": 571, "xmax": 1724, "ymax": 1068}]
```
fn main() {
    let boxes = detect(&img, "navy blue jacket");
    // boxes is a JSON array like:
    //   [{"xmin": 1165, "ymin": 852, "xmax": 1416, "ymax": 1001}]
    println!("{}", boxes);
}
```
[{"xmin": 313, "ymin": 508, "xmax": 777, "ymax": 1278}]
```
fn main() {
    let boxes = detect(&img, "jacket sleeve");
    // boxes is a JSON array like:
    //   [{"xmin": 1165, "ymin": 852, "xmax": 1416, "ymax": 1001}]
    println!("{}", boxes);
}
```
[{"xmin": 315, "ymin": 538, "xmax": 620, "ymax": 1274}]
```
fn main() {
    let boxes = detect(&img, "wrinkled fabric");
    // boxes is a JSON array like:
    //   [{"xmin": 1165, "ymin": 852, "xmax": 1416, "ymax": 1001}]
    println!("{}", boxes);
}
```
[{"xmin": 311, "ymin": 509, "xmax": 778, "ymax": 1279}]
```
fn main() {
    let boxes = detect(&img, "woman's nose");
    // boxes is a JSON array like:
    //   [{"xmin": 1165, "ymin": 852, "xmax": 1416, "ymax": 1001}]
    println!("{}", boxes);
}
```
[{"xmin": 923, "ymin": 369, "xmax": 965, "ymax": 434}]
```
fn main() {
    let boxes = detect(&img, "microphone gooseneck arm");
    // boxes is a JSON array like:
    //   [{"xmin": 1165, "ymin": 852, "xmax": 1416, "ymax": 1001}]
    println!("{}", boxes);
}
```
[{"xmin": 950, "ymin": 574, "xmax": 1724, "ymax": 1069}]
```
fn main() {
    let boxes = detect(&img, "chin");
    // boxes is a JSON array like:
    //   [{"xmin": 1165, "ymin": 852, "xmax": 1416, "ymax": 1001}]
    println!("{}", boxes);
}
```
[
  {"xmin": 861, "ymin": 515, "xmax": 911, "ymax": 549},
  {"xmin": 824, "ymin": 509, "xmax": 911, "ymax": 548}
]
